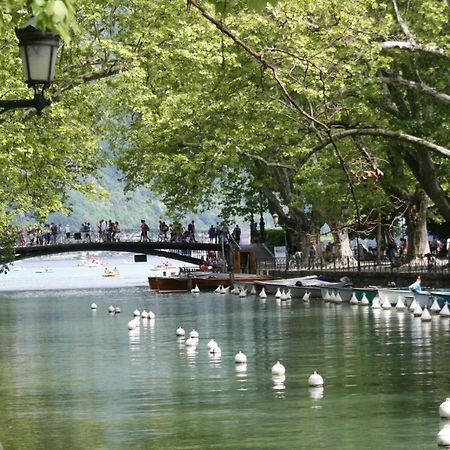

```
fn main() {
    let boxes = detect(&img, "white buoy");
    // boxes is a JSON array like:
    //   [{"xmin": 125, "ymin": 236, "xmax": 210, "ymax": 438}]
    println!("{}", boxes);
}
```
[
  {"xmin": 381, "ymin": 297, "xmax": 392, "ymax": 310},
  {"xmin": 360, "ymin": 293, "xmax": 370, "ymax": 306},
  {"xmin": 231, "ymin": 286, "xmax": 240, "ymax": 295},
  {"xmin": 222, "ymin": 286, "xmax": 230, "ymax": 294},
  {"xmin": 209, "ymin": 345, "xmax": 221, "ymax": 355},
  {"xmin": 239, "ymin": 288, "xmax": 247, "ymax": 298},
  {"xmin": 430, "ymin": 299, "xmax": 441, "ymax": 313},
  {"xmin": 148, "ymin": 310, "xmax": 156, "ymax": 319},
  {"xmin": 141, "ymin": 310, "xmax": 148, "ymax": 319},
  {"xmin": 334, "ymin": 292, "xmax": 343, "ymax": 304},
  {"xmin": 133, "ymin": 309, "xmax": 140, "ymax": 317},
  {"xmin": 308, "ymin": 371, "xmax": 324, "ymax": 387},
  {"xmin": 91, "ymin": 303, "xmax": 97, "ymax": 310},
  {"xmin": 440, "ymin": 303, "xmax": 450, "ymax": 317},
  {"xmin": 413, "ymin": 303, "xmax": 423, "ymax": 317},
  {"xmin": 395, "ymin": 296, "xmax": 406, "ymax": 310},
  {"xmin": 409, "ymin": 299, "xmax": 417, "ymax": 312},
  {"xmin": 323, "ymin": 290, "xmax": 331, "ymax": 302},
  {"xmin": 108, "ymin": 305, "xmax": 115, "ymax": 313},
  {"xmin": 215, "ymin": 285, "xmax": 222, "ymax": 293},
  {"xmin": 259, "ymin": 287, "xmax": 267, "ymax": 299},
  {"xmin": 329, "ymin": 291, "xmax": 337, "ymax": 303},
  {"xmin": 439, "ymin": 398, "xmax": 450, "ymax": 418},
  {"xmin": 349, "ymin": 293, "xmax": 359, "ymax": 305},
  {"xmin": 207, "ymin": 339, "xmax": 217, "ymax": 350},
  {"xmin": 250, "ymin": 285, "xmax": 257, "ymax": 295},
  {"xmin": 275, "ymin": 288, "xmax": 282, "ymax": 299},
  {"xmin": 235, "ymin": 351, "xmax": 247, "ymax": 364},
  {"xmin": 280, "ymin": 290, "xmax": 287, "ymax": 301},
  {"xmin": 437, "ymin": 424, "xmax": 450, "ymax": 446},
  {"xmin": 185, "ymin": 337, "xmax": 198, "ymax": 347},
  {"xmin": 371, "ymin": 297, "xmax": 381, "ymax": 309},
  {"xmin": 176, "ymin": 326, "xmax": 185, "ymax": 337},
  {"xmin": 420, "ymin": 306, "xmax": 432, "ymax": 322},
  {"xmin": 191, "ymin": 284, "xmax": 200, "ymax": 293},
  {"xmin": 271, "ymin": 361, "xmax": 285, "ymax": 375},
  {"xmin": 128, "ymin": 320, "xmax": 136, "ymax": 330},
  {"xmin": 309, "ymin": 386, "xmax": 324, "ymax": 400},
  {"xmin": 190, "ymin": 329, "xmax": 199, "ymax": 339},
  {"xmin": 302, "ymin": 291, "xmax": 310, "ymax": 302},
  {"xmin": 286, "ymin": 289, "xmax": 292, "ymax": 300},
  {"xmin": 114, "ymin": 307, "xmax": 121, "ymax": 314},
  {"xmin": 133, "ymin": 317, "xmax": 140, "ymax": 327}
]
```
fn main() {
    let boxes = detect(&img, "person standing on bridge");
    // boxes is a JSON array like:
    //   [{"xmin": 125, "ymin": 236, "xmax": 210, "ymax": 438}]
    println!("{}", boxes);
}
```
[
  {"xmin": 187, "ymin": 220, "xmax": 196, "ymax": 243},
  {"xmin": 140, "ymin": 219, "xmax": 149, "ymax": 242}
]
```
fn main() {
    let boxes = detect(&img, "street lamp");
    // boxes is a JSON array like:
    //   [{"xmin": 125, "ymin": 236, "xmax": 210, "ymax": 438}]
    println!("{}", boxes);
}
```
[{"xmin": 0, "ymin": 18, "xmax": 60, "ymax": 115}]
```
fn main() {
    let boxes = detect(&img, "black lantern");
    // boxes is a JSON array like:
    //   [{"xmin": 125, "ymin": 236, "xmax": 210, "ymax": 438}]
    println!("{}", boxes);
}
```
[{"xmin": 0, "ymin": 18, "xmax": 60, "ymax": 115}]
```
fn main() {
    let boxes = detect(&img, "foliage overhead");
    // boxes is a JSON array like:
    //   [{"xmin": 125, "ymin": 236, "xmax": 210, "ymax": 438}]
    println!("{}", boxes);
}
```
[{"xmin": 0, "ymin": 0, "xmax": 448, "ymax": 260}]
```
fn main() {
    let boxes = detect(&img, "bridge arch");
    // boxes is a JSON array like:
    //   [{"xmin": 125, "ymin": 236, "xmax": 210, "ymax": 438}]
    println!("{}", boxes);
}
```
[{"xmin": 13, "ymin": 241, "xmax": 226, "ymax": 266}]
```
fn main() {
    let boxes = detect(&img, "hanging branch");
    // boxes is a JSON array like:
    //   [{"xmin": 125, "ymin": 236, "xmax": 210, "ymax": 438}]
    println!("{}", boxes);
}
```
[{"xmin": 380, "ymin": 0, "xmax": 449, "ymax": 58}]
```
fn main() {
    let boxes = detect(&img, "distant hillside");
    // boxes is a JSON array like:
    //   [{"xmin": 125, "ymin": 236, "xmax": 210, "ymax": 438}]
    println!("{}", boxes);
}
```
[{"xmin": 47, "ymin": 166, "xmax": 222, "ymax": 232}]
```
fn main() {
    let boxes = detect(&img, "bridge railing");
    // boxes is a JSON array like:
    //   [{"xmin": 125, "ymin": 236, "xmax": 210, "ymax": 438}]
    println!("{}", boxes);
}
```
[
  {"xmin": 256, "ymin": 255, "xmax": 450, "ymax": 274},
  {"xmin": 17, "ymin": 229, "xmax": 221, "ymax": 247}
]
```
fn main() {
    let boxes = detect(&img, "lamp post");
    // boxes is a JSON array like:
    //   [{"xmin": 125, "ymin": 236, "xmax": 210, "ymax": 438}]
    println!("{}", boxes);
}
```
[{"xmin": 0, "ymin": 18, "xmax": 60, "ymax": 115}]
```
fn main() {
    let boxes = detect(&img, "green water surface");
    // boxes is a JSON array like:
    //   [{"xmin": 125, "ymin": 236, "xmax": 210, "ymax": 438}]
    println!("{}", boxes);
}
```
[{"xmin": 0, "ymin": 287, "xmax": 449, "ymax": 449}]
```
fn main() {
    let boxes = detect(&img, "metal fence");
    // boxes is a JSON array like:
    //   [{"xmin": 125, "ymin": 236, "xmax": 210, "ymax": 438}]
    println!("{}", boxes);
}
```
[{"xmin": 256, "ymin": 255, "xmax": 450, "ymax": 274}]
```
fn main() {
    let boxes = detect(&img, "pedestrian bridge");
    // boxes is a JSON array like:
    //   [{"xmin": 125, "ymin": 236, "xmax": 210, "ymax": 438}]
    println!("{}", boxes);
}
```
[{"xmin": 13, "ymin": 241, "xmax": 226, "ymax": 266}]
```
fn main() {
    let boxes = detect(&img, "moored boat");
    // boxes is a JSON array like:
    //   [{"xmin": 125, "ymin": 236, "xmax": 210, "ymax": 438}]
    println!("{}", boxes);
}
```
[
  {"xmin": 377, "ymin": 287, "xmax": 432, "ymax": 308},
  {"xmin": 255, "ymin": 276, "xmax": 351, "ymax": 299},
  {"xmin": 148, "ymin": 272, "xmax": 272, "ymax": 293},
  {"xmin": 430, "ymin": 290, "xmax": 450, "ymax": 308}
]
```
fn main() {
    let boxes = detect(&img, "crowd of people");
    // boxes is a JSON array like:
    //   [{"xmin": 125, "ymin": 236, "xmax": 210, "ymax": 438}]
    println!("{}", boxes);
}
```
[
  {"xmin": 17, "ymin": 219, "xmax": 122, "ymax": 246},
  {"xmin": 18, "ymin": 219, "xmax": 241, "ymax": 247}
]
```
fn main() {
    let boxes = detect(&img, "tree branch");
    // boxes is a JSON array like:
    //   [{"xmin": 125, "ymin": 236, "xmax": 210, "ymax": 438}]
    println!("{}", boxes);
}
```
[
  {"xmin": 391, "ymin": 0, "xmax": 415, "ymax": 42},
  {"xmin": 381, "ymin": 0, "xmax": 448, "ymax": 58},
  {"xmin": 380, "ymin": 40, "xmax": 449, "ymax": 58},
  {"xmin": 243, "ymin": 152, "xmax": 294, "ymax": 170},
  {"xmin": 186, "ymin": 0, "xmax": 330, "ymax": 131},
  {"xmin": 380, "ymin": 75, "xmax": 450, "ymax": 105},
  {"xmin": 310, "ymin": 128, "xmax": 450, "ymax": 158}
]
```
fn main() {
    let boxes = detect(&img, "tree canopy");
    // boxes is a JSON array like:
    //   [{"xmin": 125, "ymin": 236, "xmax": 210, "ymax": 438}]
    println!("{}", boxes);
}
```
[{"xmin": 0, "ymin": 0, "xmax": 448, "ymax": 259}]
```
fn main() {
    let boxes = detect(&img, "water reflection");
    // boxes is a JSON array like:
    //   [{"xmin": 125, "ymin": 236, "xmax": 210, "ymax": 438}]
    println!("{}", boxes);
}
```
[
  {"xmin": 235, "ymin": 363, "xmax": 248, "ymax": 376},
  {"xmin": 236, "ymin": 363, "xmax": 248, "ymax": 391},
  {"xmin": 128, "ymin": 328, "xmax": 140, "ymax": 346},
  {"xmin": 1, "ymin": 283, "xmax": 448, "ymax": 449},
  {"xmin": 272, "ymin": 374, "xmax": 286, "ymax": 391},
  {"xmin": 186, "ymin": 346, "xmax": 197, "ymax": 365},
  {"xmin": 309, "ymin": 386, "xmax": 324, "ymax": 401},
  {"xmin": 208, "ymin": 352, "xmax": 221, "ymax": 367}
]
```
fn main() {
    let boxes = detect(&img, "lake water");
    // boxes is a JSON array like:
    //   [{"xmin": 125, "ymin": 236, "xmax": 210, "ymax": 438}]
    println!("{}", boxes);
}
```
[{"xmin": 0, "ymin": 253, "xmax": 449, "ymax": 449}]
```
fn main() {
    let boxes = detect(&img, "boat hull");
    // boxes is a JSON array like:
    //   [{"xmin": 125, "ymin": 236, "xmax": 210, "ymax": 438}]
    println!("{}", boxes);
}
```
[
  {"xmin": 149, "ymin": 273, "xmax": 272, "ymax": 293},
  {"xmin": 430, "ymin": 290, "xmax": 450, "ymax": 308},
  {"xmin": 377, "ymin": 288, "xmax": 432, "ymax": 308},
  {"xmin": 255, "ymin": 277, "xmax": 351, "ymax": 299}
]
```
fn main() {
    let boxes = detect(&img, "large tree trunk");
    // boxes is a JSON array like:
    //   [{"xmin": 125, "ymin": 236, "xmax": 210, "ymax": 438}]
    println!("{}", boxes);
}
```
[
  {"xmin": 404, "ymin": 148, "xmax": 450, "ymax": 223},
  {"xmin": 404, "ymin": 190, "xmax": 430, "ymax": 260},
  {"xmin": 332, "ymin": 229, "xmax": 354, "ymax": 260}
]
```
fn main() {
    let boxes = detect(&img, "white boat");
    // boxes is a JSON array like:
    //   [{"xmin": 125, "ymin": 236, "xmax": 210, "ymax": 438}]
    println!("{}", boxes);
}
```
[
  {"xmin": 255, "ymin": 276, "xmax": 351, "ymax": 299},
  {"xmin": 376, "ymin": 287, "xmax": 432, "ymax": 308}
]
